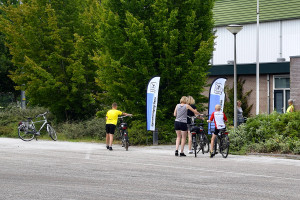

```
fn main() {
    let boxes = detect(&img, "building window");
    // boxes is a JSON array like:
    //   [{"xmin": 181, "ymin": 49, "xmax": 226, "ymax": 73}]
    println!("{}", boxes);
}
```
[{"xmin": 274, "ymin": 76, "xmax": 290, "ymax": 113}]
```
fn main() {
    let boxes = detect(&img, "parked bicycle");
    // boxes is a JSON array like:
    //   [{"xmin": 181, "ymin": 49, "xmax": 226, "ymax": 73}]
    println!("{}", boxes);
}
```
[
  {"xmin": 18, "ymin": 111, "xmax": 57, "ymax": 141},
  {"xmin": 189, "ymin": 116, "xmax": 210, "ymax": 157},
  {"xmin": 118, "ymin": 115, "xmax": 130, "ymax": 151},
  {"xmin": 212, "ymin": 128, "xmax": 230, "ymax": 158}
]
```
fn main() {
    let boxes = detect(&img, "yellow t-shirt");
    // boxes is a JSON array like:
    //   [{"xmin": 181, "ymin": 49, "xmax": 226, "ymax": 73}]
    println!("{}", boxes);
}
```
[
  {"xmin": 106, "ymin": 109, "xmax": 123, "ymax": 125},
  {"xmin": 286, "ymin": 105, "xmax": 294, "ymax": 113}
]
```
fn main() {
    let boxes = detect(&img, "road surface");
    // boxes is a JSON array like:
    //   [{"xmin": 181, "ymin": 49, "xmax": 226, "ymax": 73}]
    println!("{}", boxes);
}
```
[{"xmin": 1, "ymin": 138, "xmax": 300, "ymax": 200}]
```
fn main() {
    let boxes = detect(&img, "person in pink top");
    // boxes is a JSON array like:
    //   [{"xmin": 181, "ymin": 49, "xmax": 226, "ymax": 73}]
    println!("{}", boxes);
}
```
[{"xmin": 207, "ymin": 104, "xmax": 228, "ymax": 158}]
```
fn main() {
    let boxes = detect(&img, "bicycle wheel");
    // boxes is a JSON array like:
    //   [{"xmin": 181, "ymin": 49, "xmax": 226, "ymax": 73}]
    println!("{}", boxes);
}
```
[
  {"xmin": 119, "ymin": 129, "xmax": 123, "ymax": 140},
  {"xmin": 220, "ymin": 135, "xmax": 230, "ymax": 158},
  {"xmin": 202, "ymin": 134, "xmax": 210, "ymax": 154},
  {"xmin": 123, "ymin": 130, "xmax": 129, "ymax": 151},
  {"xmin": 213, "ymin": 137, "xmax": 219, "ymax": 155},
  {"xmin": 192, "ymin": 136, "xmax": 197, "ymax": 157},
  {"xmin": 196, "ymin": 134, "xmax": 203, "ymax": 154},
  {"xmin": 125, "ymin": 135, "xmax": 129, "ymax": 151},
  {"xmin": 47, "ymin": 124, "xmax": 57, "ymax": 141},
  {"xmin": 120, "ymin": 130, "xmax": 125, "ymax": 147},
  {"xmin": 18, "ymin": 123, "xmax": 35, "ymax": 141}
]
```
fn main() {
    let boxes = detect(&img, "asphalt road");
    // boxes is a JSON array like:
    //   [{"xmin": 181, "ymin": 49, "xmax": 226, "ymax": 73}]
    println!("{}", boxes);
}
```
[{"xmin": 1, "ymin": 138, "xmax": 300, "ymax": 200}]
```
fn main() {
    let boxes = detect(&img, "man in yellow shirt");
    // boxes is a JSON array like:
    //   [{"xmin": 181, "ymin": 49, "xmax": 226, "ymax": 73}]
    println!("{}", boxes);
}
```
[{"xmin": 106, "ymin": 103, "xmax": 132, "ymax": 150}]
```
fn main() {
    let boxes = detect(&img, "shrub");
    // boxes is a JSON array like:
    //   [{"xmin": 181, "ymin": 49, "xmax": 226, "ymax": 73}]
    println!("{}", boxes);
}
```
[
  {"xmin": 229, "ymin": 125, "xmax": 249, "ymax": 152},
  {"xmin": 127, "ymin": 120, "xmax": 150, "ymax": 145},
  {"xmin": 264, "ymin": 137, "xmax": 280, "ymax": 152},
  {"xmin": 229, "ymin": 112, "xmax": 300, "ymax": 154},
  {"xmin": 230, "ymin": 111, "xmax": 300, "ymax": 154},
  {"xmin": 58, "ymin": 117, "xmax": 106, "ymax": 140},
  {"xmin": 0, "ymin": 105, "xmax": 49, "ymax": 137},
  {"xmin": 0, "ymin": 105, "xmax": 106, "ymax": 141},
  {"xmin": 128, "ymin": 120, "xmax": 175, "ymax": 145},
  {"xmin": 293, "ymin": 140, "xmax": 300, "ymax": 154}
]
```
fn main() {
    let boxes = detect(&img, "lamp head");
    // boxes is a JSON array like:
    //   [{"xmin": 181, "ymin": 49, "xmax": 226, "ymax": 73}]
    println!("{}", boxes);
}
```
[{"xmin": 226, "ymin": 24, "xmax": 243, "ymax": 35}]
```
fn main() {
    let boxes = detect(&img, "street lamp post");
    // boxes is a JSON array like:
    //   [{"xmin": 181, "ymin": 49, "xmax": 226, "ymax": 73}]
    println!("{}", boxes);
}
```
[
  {"xmin": 226, "ymin": 24, "xmax": 243, "ymax": 130},
  {"xmin": 256, "ymin": 0, "xmax": 260, "ymax": 115}
]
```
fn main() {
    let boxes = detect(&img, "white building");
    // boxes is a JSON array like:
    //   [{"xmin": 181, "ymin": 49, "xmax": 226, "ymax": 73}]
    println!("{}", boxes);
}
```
[{"xmin": 208, "ymin": 0, "xmax": 300, "ymax": 115}]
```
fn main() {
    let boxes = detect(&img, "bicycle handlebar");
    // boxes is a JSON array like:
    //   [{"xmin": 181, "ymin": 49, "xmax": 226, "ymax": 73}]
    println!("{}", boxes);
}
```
[
  {"xmin": 118, "ymin": 115, "xmax": 132, "ymax": 119},
  {"xmin": 35, "ymin": 111, "xmax": 49, "ymax": 118},
  {"xmin": 188, "ymin": 115, "xmax": 205, "ymax": 124},
  {"xmin": 188, "ymin": 115, "xmax": 205, "ymax": 119},
  {"xmin": 188, "ymin": 115, "xmax": 198, "ymax": 119}
]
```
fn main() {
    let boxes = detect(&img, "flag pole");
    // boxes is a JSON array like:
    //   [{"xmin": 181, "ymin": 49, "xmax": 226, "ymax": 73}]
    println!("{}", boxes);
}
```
[{"xmin": 256, "ymin": 0, "xmax": 260, "ymax": 115}]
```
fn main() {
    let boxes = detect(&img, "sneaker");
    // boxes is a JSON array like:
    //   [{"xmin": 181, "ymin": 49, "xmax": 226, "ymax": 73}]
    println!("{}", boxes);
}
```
[
  {"xmin": 175, "ymin": 150, "xmax": 178, "ymax": 156},
  {"xmin": 109, "ymin": 147, "xmax": 113, "ymax": 151},
  {"xmin": 210, "ymin": 151, "xmax": 215, "ymax": 158},
  {"xmin": 188, "ymin": 150, "xmax": 193, "ymax": 154},
  {"xmin": 106, "ymin": 145, "xmax": 109, "ymax": 150},
  {"xmin": 180, "ymin": 153, "xmax": 186, "ymax": 157}
]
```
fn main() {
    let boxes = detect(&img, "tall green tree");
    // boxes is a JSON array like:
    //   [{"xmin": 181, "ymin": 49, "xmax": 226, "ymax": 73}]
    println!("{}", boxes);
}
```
[
  {"xmin": 95, "ymin": 0, "xmax": 215, "ymax": 120},
  {"xmin": 0, "ymin": 0, "xmax": 19, "ymax": 96},
  {"xmin": 0, "ymin": 31, "xmax": 15, "ymax": 94},
  {"xmin": 0, "ymin": 0, "xmax": 102, "ymax": 120}
]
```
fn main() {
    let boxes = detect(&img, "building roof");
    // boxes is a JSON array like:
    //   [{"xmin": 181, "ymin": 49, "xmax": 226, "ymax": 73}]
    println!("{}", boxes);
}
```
[
  {"xmin": 214, "ymin": 0, "xmax": 300, "ymax": 26},
  {"xmin": 208, "ymin": 62, "xmax": 290, "ymax": 76}
]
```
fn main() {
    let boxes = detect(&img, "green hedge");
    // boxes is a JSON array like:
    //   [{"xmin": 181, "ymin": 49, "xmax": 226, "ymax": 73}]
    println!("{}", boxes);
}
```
[
  {"xmin": 0, "ymin": 106, "xmax": 174, "ymax": 144},
  {"xmin": 0, "ymin": 106, "xmax": 106, "ymax": 141},
  {"xmin": 229, "ymin": 111, "xmax": 300, "ymax": 154},
  {"xmin": 2, "ymin": 106, "xmax": 300, "ymax": 155},
  {"xmin": 0, "ymin": 105, "xmax": 50, "ymax": 138},
  {"xmin": 58, "ymin": 117, "xmax": 106, "ymax": 141}
]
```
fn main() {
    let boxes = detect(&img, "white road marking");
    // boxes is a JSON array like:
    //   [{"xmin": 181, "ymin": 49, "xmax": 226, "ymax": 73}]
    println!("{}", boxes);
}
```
[{"xmin": 85, "ymin": 145, "xmax": 92, "ymax": 159}]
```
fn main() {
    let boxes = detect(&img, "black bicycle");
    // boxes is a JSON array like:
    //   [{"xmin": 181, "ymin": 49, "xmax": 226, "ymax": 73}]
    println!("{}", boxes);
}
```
[
  {"xmin": 118, "ymin": 116, "xmax": 130, "ymax": 151},
  {"xmin": 213, "ymin": 128, "xmax": 230, "ymax": 158},
  {"xmin": 18, "ymin": 111, "xmax": 57, "ymax": 141},
  {"xmin": 189, "ymin": 116, "xmax": 210, "ymax": 157}
]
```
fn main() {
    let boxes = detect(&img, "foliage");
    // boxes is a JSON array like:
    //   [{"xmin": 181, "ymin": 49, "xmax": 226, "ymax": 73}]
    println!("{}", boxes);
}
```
[
  {"xmin": 94, "ymin": 0, "xmax": 215, "ymax": 120},
  {"xmin": 1, "ymin": 0, "xmax": 217, "ymax": 147},
  {"xmin": 0, "ymin": 105, "xmax": 50, "ymax": 137},
  {"xmin": 128, "ymin": 119, "xmax": 178, "ymax": 145},
  {"xmin": 0, "ymin": 92, "xmax": 15, "ymax": 107},
  {"xmin": 0, "ymin": 32, "xmax": 16, "ymax": 95},
  {"xmin": 0, "ymin": 0, "xmax": 103, "ymax": 120},
  {"xmin": 224, "ymin": 78, "xmax": 253, "ymax": 124},
  {"xmin": 0, "ymin": 105, "xmax": 106, "ymax": 141},
  {"xmin": 127, "ymin": 120, "xmax": 150, "ymax": 145},
  {"xmin": 2, "ymin": 105, "xmax": 300, "ymax": 155},
  {"xmin": 58, "ymin": 117, "xmax": 106, "ymax": 140},
  {"xmin": 229, "ymin": 111, "xmax": 300, "ymax": 154},
  {"xmin": 0, "ymin": 0, "xmax": 18, "ymax": 97},
  {"xmin": 0, "ymin": 0, "xmax": 20, "ymax": 5}
]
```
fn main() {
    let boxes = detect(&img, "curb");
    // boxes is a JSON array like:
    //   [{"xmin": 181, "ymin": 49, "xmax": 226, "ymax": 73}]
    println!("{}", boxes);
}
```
[{"xmin": 247, "ymin": 153, "xmax": 300, "ymax": 160}]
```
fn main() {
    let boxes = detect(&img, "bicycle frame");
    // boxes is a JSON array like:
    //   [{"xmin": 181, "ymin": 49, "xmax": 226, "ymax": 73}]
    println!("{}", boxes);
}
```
[
  {"xmin": 118, "ymin": 116, "xmax": 127, "ymax": 134},
  {"xmin": 215, "ymin": 129, "xmax": 228, "ymax": 142},
  {"xmin": 18, "ymin": 111, "xmax": 57, "ymax": 141},
  {"xmin": 32, "ymin": 116, "xmax": 48, "ymax": 134},
  {"xmin": 189, "ymin": 116, "xmax": 209, "ymax": 157},
  {"xmin": 118, "ymin": 116, "xmax": 129, "ymax": 151},
  {"xmin": 213, "ymin": 128, "xmax": 229, "ymax": 158}
]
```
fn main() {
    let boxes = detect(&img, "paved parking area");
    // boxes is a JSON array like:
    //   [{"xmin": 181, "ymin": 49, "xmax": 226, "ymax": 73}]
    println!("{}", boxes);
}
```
[{"xmin": 1, "ymin": 138, "xmax": 300, "ymax": 200}]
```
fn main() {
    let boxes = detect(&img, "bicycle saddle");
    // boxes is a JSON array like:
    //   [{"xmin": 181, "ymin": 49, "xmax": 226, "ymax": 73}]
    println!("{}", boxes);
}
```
[{"xmin": 191, "ymin": 126, "xmax": 200, "ymax": 133}]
